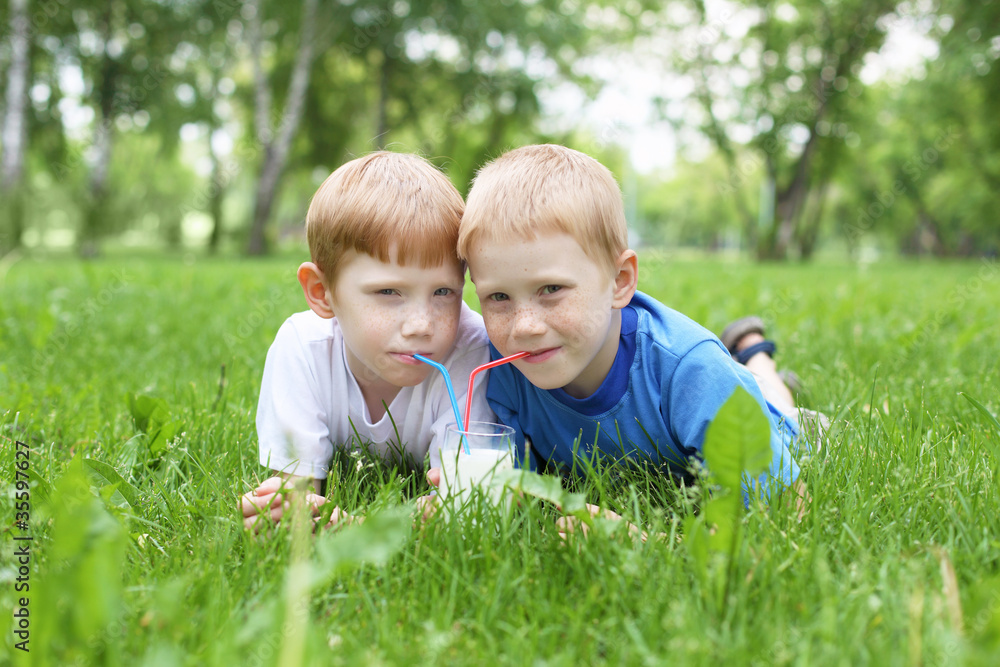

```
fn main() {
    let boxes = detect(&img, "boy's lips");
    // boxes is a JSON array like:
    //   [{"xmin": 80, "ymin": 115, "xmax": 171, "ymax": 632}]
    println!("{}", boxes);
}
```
[
  {"xmin": 392, "ymin": 352, "xmax": 433, "ymax": 365},
  {"xmin": 521, "ymin": 347, "xmax": 560, "ymax": 363}
]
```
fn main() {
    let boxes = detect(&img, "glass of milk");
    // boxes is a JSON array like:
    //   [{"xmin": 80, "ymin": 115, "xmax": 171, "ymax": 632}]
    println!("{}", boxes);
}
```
[{"xmin": 438, "ymin": 421, "xmax": 516, "ymax": 514}]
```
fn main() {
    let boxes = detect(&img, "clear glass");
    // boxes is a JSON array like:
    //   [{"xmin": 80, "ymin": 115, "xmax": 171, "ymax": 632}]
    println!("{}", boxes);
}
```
[{"xmin": 438, "ymin": 421, "xmax": 516, "ymax": 512}]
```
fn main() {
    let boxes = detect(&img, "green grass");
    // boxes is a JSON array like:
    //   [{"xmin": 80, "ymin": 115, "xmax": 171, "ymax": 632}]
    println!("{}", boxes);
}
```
[{"xmin": 2, "ymin": 253, "xmax": 999, "ymax": 665}]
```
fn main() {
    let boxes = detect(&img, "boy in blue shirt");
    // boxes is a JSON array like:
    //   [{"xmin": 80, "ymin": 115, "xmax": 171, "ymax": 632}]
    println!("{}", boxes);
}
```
[{"xmin": 451, "ymin": 144, "xmax": 817, "ymax": 518}]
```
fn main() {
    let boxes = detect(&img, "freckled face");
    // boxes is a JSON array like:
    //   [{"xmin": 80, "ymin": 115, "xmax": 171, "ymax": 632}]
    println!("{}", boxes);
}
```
[
  {"xmin": 329, "ymin": 249, "xmax": 464, "ymax": 396},
  {"xmin": 469, "ymin": 232, "xmax": 622, "ymax": 399}
]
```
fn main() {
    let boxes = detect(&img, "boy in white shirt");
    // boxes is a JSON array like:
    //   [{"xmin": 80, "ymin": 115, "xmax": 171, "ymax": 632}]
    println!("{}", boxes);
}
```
[{"xmin": 239, "ymin": 152, "xmax": 493, "ymax": 531}]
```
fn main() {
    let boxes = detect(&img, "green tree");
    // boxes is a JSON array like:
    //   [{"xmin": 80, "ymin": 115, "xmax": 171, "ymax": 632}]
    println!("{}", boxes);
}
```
[
  {"xmin": 244, "ymin": 0, "xmax": 321, "ymax": 256},
  {"xmin": 835, "ymin": 2, "xmax": 1000, "ymax": 257},
  {"xmin": 659, "ymin": 0, "xmax": 899, "ymax": 260},
  {"xmin": 242, "ymin": 0, "xmax": 655, "ymax": 254},
  {"xmin": 634, "ymin": 154, "xmax": 746, "ymax": 250},
  {"xmin": 28, "ymin": 0, "xmax": 194, "ymax": 254},
  {"xmin": 0, "ymin": 0, "xmax": 31, "ymax": 253}
]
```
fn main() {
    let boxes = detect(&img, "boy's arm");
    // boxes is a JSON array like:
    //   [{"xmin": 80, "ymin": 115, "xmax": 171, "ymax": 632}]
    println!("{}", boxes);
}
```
[
  {"xmin": 256, "ymin": 318, "xmax": 336, "ymax": 483},
  {"xmin": 275, "ymin": 471, "xmax": 323, "ymax": 494},
  {"xmin": 666, "ymin": 341, "xmax": 801, "ymax": 501},
  {"xmin": 245, "ymin": 317, "xmax": 342, "ymax": 531}
]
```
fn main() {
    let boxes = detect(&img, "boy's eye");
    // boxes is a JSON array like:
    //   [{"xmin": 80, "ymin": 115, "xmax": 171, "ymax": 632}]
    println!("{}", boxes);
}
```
[
  {"xmin": 376, "ymin": 289, "xmax": 398, "ymax": 296},
  {"xmin": 542, "ymin": 285, "xmax": 562, "ymax": 295},
  {"xmin": 488, "ymin": 293, "xmax": 510, "ymax": 303},
  {"xmin": 433, "ymin": 287, "xmax": 453, "ymax": 297}
]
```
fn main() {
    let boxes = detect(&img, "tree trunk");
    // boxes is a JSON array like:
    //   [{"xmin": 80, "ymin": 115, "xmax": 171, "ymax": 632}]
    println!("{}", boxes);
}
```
[
  {"xmin": 1, "ymin": 0, "xmax": 31, "ymax": 252},
  {"xmin": 206, "ymin": 71, "xmax": 225, "ymax": 254},
  {"xmin": 79, "ymin": 7, "xmax": 118, "ymax": 257},
  {"xmin": 207, "ymin": 148, "xmax": 226, "ymax": 253},
  {"xmin": 247, "ymin": 145, "xmax": 281, "ymax": 256},
  {"xmin": 759, "ymin": 97, "xmax": 827, "ymax": 261},
  {"xmin": 797, "ymin": 181, "xmax": 829, "ymax": 260},
  {"xmin": 245, "ymin": 0, "xmax": 319, "ymax": 256},
  {"xmin": 916, "ymin": 210, "xmax": 945, "ymax": 256}
]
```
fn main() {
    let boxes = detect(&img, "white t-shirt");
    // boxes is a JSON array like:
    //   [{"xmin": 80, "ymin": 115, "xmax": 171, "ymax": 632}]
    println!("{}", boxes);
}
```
[{"xmin": 256, "ymin": 302, "xmax": 494, "ymax": 478}]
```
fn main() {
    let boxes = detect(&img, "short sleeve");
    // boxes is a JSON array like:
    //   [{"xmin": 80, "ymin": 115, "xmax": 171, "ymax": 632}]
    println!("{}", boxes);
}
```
[
  {"xmin": 664, "ymin": 340, "xmax": 800, "ymax": 500},
  {"xmin": 256, "ymin": 319, "xmax": 334, "ymax": 479}
]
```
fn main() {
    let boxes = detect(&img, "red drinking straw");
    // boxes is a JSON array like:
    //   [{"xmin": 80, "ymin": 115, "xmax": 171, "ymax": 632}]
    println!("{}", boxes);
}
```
[{"xmin": 464, "ymin": 351, "xmax": 531, "ymax": 430}]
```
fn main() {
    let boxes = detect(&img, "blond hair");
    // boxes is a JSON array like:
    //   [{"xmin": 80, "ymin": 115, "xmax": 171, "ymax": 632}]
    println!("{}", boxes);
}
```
[
  {"xmin": 457, "ymin": 144, "xmax": 628, "ymax": 273},
  {"xmin": 306, "ymin": 152, "xmax": 464, "ymax": 284}
]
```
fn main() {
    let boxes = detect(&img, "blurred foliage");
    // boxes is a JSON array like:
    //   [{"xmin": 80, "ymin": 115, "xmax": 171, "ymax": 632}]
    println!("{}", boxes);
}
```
[
  {"xmin": 0, "ymin": 0, "xmax": 997, "ymax": 258},
  {"xmin": 644, "ymin": 0, "xmax": 999, "ymax": 259}
]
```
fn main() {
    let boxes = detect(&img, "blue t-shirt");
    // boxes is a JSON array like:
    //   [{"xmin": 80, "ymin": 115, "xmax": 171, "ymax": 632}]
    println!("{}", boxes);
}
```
[{"xmin": 486, "ymin": 291, "xmax": 802, "ymax": 498}]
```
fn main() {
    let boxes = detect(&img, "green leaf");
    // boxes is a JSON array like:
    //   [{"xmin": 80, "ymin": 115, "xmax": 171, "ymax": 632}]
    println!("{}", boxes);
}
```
[
  {"xmin": 960, "ymin": 392, "xmax": 1000, "ymax": 463},
  {"xmin": 36, "ymin": 457, "xmax": 127, "ymax": 653},
  {"xmin": 683, "ymin": 513, "xmax": 709, "ymax": 574},
  {"xmin": 26, "ymin": 465, "xmax": 53, "ymax": 505},
  {"xmin": 125, "ymin": 393, "xmax": 181, "ymax": 456},
  {"xmin": 492, "ymin": 469, "xmax": 588, "ymax": 517},
  {"xmin": 961, "ymin": 392, "xmax": 1000, "ymax": 436},
  {"xmin": 703, "ymin": 386, "xmax": 773, "ymax": 490},
  {"xmin": 126, "ymin": 393, "xmax": 171, "ymax": 433},
  {"xmin": 311, "ymin": 506, "xmax": 412, "ymax": 587},
  {"xmin": 84, "ymin": 458, "xmax": 142, "ymax": 509},
  {"xmin": 147, "ymin": 420, "xmax": 181, "ymax": 456},
  {"xmin": 704, "ymin": 490, "xmax": 741, "ymax": 554}
]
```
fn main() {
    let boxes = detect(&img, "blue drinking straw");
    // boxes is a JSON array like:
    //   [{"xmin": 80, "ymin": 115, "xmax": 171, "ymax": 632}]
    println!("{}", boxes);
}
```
[{"xmin": 413, "ymin": 354, "xmax": 469, "ymax": 454}]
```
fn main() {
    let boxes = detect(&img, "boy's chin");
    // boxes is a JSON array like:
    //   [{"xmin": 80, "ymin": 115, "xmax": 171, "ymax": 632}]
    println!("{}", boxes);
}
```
[
  {"xmin": 375, "ymin": 372, "xmax": 424, "ymax": 389},
  {"xmin": 520, "ymin": 370, "xmax": 571, "ymax": 392},
  {"xmin": 384, "ymin": 366, "xmax": 437, "ymax": 388}
]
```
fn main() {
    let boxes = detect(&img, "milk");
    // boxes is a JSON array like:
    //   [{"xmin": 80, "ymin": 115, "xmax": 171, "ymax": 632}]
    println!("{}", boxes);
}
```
[{"xmin": 439, "ymin": 447, "xmax": 514, "ymax": 511}]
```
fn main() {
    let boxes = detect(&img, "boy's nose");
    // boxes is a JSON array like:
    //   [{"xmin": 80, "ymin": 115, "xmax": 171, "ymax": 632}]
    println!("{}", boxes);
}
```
[
  {"xmin": 400, "ymin": 305, "xmax": 433, "ymax": 337},
  {"xmin": 511, "ymin": 305, "xmax": 545, "ymax": 338}
]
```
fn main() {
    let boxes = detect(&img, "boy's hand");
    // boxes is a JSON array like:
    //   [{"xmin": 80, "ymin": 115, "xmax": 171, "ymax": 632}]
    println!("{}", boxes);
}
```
[
  {"xmin": 413, "ymin": 467, "xmax": 441, "ymax": 521},
  {"xmin": 317, "ymin": 506, "xmax": 364, "ymax": 529},
  {"xmin": 793, "ymin": 479, "xmax": 810, "ymax": 521},
  {"xmin": 414, "ymin": 493, "xmax": 439, "ymax": 521},
  {"xmin": 239, "ymin": 475, "xmax": 327, "ymax": 532},
  {"xmin": 555, "ymin": 503, "xmax": 649, "ymax": 543}
]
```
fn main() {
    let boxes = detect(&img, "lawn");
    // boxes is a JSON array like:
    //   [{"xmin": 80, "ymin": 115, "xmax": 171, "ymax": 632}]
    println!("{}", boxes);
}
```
[{"xmin": 2, "ymin": 253, "xmax": 999, "ymax": 666}]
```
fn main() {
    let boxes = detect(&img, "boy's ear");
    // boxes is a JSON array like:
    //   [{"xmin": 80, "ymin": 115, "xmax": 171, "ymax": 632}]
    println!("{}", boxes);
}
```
[
  {"xmin": 612, "ymin": 249, "xmax": 638, "ymax": 308},
  {"xmin": 297, "ymin": 262, "xmax": 335, "ymax": 319}
]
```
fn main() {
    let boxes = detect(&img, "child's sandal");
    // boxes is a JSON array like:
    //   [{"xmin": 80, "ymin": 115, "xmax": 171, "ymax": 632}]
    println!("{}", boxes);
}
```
[
  {"xmin": 720, "ymin": 316, "xmax": 802, "ymax": 394},
  {"xmin": 720, "ymin": 316, "xmax": 772, "ymax": 360}
]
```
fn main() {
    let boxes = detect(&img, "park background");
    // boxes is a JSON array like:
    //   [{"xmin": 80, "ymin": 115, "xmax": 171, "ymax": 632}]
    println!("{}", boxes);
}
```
[
  {"xmin": 2, "ymin": 1, "xmax": 1000, "ymax": 665},
  {"xmin": 0, "ymin": 0, "xmax": 997, "ymax": 259}
]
